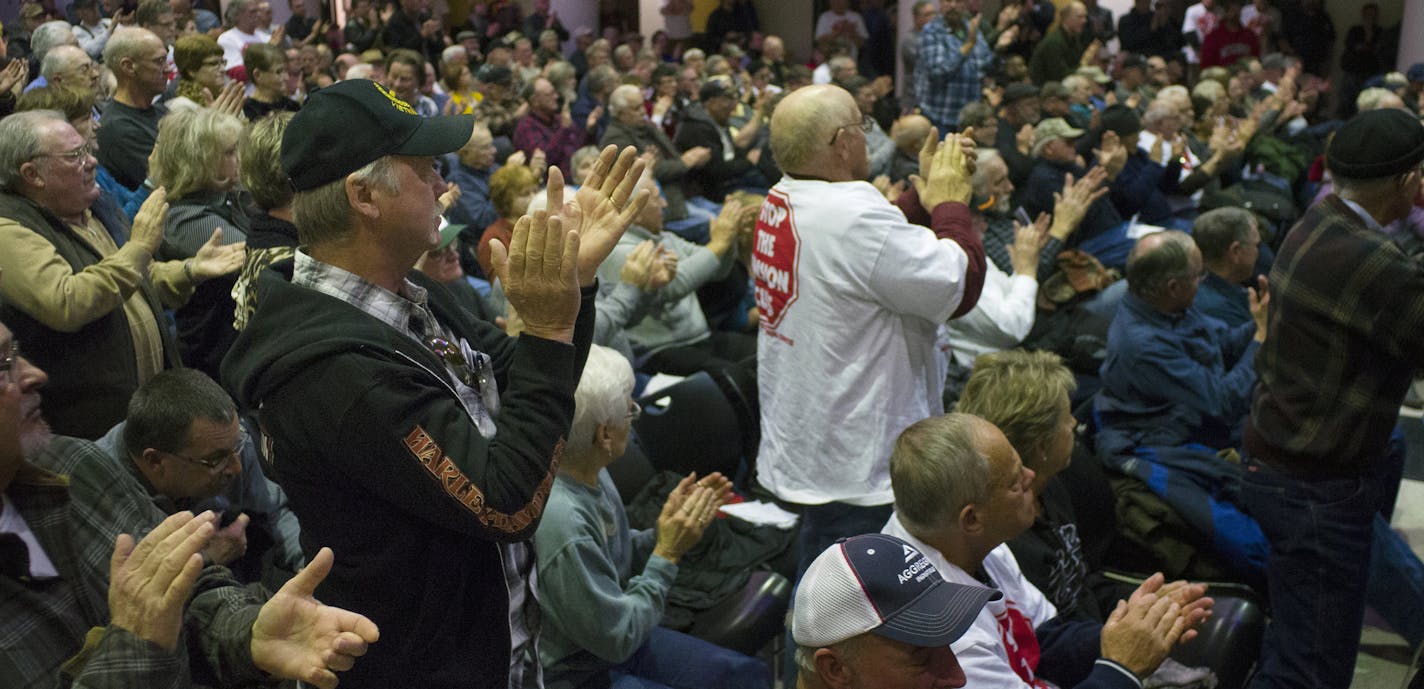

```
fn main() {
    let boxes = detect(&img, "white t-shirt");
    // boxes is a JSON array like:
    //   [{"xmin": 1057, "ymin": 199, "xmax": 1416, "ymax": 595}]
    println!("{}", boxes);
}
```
[
  {"xmin": 1181, "ymin": 3, "xmax": 1219, "ymax": 64},
  {"xmin": 217, "ymin": 27, "xmax": 271, "ymax": 69},
  {"xmin": 661, "ymin": 0, "xmax": 693, "ymax": 40},
  {"xmin": 753, "ymin": 178, "xmax": 972, "ymax": 506},
  {"xmin": 948, "ymin": 261, "xmax": 1037, "ymax": 368},
  {"xmin": 885, "ymin": 514, "xmax": 1060, "ymax": 689}
]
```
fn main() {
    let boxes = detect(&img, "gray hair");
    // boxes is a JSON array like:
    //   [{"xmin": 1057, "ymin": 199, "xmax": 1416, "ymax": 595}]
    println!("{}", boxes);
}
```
[
  {"xmin": 292, "ymin": 157, "xmax": 400, "ymax": 247},
  {"xmin": 31, "ymin": 21, "xmax": 77, "ymax": 62},
  {"xmin": 958, "ymin": 101, "xmax": 996, "ymax": 129},
  {"xmin": 567, "ymin": 344, "xmax": 635, "ymax": 454},
  {"xmin": 793, "ymin": 635, "xmax": 867, "ymax": 675},
  {"xmin": 225, "ymin": 0, "xmax": 256, "ymax": 23},
  {"xmin": 971, "ymin": 148, "xmax": 1002, "ymax": 197},
  {"xmin": 0, "ymin": 110, "xmax": 67, "ymax": 192},
  {"xmin": 607, "ymin": 84, "xmax": 643, "ymax": 117},
  {"xmin": 889, "ymin": 412, "xmax": 991, "ymax": 538},
  {"xmin": 40, "ymin": 45, "xmax": 89, "ymax": 80},
  {"xmin": 1142, "ymin": 100, "xmax": 1179, "ymax": 129},
  {"xmin": 1192, "ymin": 79, "xmax": 1225, "ymax": 105},
  {"xmin": 344, "ymin": 63, "xmax": 376, "ymax": 80},
  {"xmin": 1356, "ymin": 87, "xmax": 1404, "ymax": 112},
  {"xmin": 682, "ymin": 47, "xmax": 706, "ymax": 64},
  {"xmin": 585, "ymin": 64, "xmax": 620, "ymax": 97},
  {"xmin": 1193, "ymin": 207, "xmax": 1257, "ymax": 261},
  {"xmin": 103, "ymin": 26, "xmax": 157, "ymax": 70},
  {"xmin": 829, "ymin": 55, "xmax": 855, "ymax": 77},
  {"xmin": 1125, "ymin": 230, "xmax": 1197, "ymax": 301},
  {"xmin": 440, "ymin": 45, "xmax": 467, "ymax": 66}
]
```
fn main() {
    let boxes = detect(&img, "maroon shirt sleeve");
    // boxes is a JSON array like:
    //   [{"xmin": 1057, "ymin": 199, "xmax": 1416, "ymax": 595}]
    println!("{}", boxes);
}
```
[{"xmin": 894, "ymin": 186, "xmax": 987, "ymax": 319}]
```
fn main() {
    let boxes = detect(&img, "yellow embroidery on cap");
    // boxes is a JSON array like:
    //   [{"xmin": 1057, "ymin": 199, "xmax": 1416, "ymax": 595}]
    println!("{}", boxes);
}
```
[{"xmin": 375, "ymin": 82, "xmax": 417, "ymax": 115}]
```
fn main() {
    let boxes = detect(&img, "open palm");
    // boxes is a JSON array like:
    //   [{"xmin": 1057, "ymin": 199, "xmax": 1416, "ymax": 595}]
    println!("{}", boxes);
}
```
[{"xmin": 251, "ymin": 547, "xmax": 380, "ymax": 689}]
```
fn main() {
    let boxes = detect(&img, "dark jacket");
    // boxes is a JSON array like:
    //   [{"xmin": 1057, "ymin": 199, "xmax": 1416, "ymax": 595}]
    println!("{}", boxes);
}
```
[
  {"xmin": 600, "ymin": 118, "xmax": 690, "ymax": 220},
  {"xmin": 221, "ymin": 262, "xmax": 596, "ymax": 689},
  {"xmin": 160, "ymin": 190, "xmax": 250, "ymax": 382},
  {"xmin": 382, "ymin": 9, "xmax": 443, "ymax": 62},
  {"xmin": 0, "ymin": 191, "xmax": 179, "ymax": 439},
  {"xmin": 673, "ymin": 104, "xmax": 753, "ymax": 203}
]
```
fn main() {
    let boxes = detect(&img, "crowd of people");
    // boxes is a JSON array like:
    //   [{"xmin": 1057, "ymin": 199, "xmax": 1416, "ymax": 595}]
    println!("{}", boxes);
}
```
[{"xmin": 2, "ymin": 0, "xmax": 1424, "ymax": 687}]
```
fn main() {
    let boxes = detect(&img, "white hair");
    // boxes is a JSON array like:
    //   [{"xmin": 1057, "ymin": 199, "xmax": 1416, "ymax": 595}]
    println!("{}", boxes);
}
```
[
  {"xmin": 31, "ymin": 21, "xmax": 77, "ymax": 61},
  {"xmin": 567, "ymin": 345, "xmax": 635, "ymax": 454},
  {"xmin": 608, "ymin": 84, "xmax": 643, "ymax": 117},
  {"xmin": 344, "ymin": 63, "xmax": 376, "ymax": 80}
]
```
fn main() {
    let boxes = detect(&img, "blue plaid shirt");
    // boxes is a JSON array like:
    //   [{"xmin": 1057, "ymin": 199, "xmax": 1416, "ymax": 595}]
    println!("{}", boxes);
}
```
[{"xmin": 915, "ymin": 14, "xmax": 995, "ymax": 130}]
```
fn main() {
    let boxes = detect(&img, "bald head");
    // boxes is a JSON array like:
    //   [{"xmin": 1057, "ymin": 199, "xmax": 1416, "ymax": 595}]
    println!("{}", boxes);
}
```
[
  {"xmin": 890, "ymin": 114, "xmax": 932, "ymax": 155},
  {"xmin": 770, "ymin": 84, "xmax": 859, "ymax": 177}
]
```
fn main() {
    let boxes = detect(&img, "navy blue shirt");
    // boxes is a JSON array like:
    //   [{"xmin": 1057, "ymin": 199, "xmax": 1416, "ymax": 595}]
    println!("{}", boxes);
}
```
[
  {"xmin": 1096, "ymin": 292, "xmax": 1259, "ymax": 451},
  {"xmin": 1194, "ymin": 272, "xmax": 1251, "ymax": 328},
  {"xmin": 446, "ymin": 162, "xmax": 500, "ymax": 231}
]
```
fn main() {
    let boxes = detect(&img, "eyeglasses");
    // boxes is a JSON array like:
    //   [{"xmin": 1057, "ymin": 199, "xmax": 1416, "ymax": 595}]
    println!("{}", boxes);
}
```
[
  {"xmin": 828, "ymin": 114, "xmax": 874, "ymax": 145},
  {"xmin": 625, "ymin": 399, "xmax": 642, "ymax": 422},
  {"xmin": 32, "ymin": 143, "xmax": 93, "ymax": 165},
  {"xmin": 0, "ymin": 340, "xmax": 20, "ymax": 387},
  {"xmin": 162, "ymin": 434, "xmax": 248, "ymax": 470},
  {"xmin": 426, "ymin": 336, "xmax": 490, "ymax": 391}
]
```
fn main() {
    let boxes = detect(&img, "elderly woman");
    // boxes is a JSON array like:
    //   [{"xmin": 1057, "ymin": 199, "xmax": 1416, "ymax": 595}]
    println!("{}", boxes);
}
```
[
  {"xmin": 475, "ymin": 162, "xmax": 540, "ymax": 278},
  {"xmin": 150, "ymin": 107, "xmax": 249, "ymax": 378},
  {"xmin": 170, "ymin": 33, "xmax": 226, "ymax": 110},
  {"xmin": 242, "ymin": 43, "xmax": 301, "ymax": 121},
  {"xmin": 956, "ymin": 349, "xmax": 1111, "ymax": 622},
  {"xmin": 533, "ymin": 344, "xmax": 770, "ymax": 689}
]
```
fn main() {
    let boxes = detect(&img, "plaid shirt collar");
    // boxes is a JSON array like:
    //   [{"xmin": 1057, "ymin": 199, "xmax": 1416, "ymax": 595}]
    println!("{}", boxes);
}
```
[{"xmin": 292, "ymin": 250, "xmax": 437, "ymax": 344}]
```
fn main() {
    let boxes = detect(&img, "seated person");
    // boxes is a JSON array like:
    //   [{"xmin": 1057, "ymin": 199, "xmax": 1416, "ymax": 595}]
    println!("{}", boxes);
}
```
[
  {"xmin": 594, "ymin": 173, "xmax": 753, "ymax": 375},
  {"xmin": 791, "ymin": 532, "xmax": 1000, "ymax": 689},
  {"xmin": 673, "ymin": 79, "xmax": 764, "ymax": 203},
  {"xmin": 0, "ymin": 314, "xmax": 376, "ymax": 687},
  {"xmin": 887, "ymin": 113, "xmax": 932, "ymax": 184},
  {"xmin": 1190, "ymin": 207, "xmax": 1263, "ymax": 328},
  {"xmin": 1095, "ymin": 230, "xmax": 1264, "ymax": 454},
  {"xmin": 415, "ymin": 222, "xmax": 501, "ymax": 324},
  {"xmin": 957, "ymin": 349, "xmax": 1111, "ymax": 621},
  {"xmin": 1018, "ymin": 117, "xmax": 1133, "ymax": 253},
  {"xmin": 533, "ymin": 344, "xmax": 771, "ymax": 689},
  {"xmin": 601, "ymin": 83, "xmax": 709, "ymax": 224},
  {"xmin": 93, "ymin": 368, "xmax": 303, "ymax": 589},
  {"xmin": 445, "ymin": 123, "xmax": 502, "ymax": 239},
  {"xmin": 476, "ymin": 161, "xmax": 541, "ymax": 279},
  {"xmin": 883, "ymin": 411, "xmax": 1213, "ymax": 689}
]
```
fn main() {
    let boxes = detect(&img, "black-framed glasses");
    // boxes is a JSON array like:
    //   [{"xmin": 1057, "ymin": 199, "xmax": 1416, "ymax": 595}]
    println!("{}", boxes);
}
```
[
  {"xmin": 162, "ymin": 435, "xmax": 248, "ymax": 470},
  {"xmin": 828, "ymin": 115, "xmax": 875, "ymax": 145},
  {"xmin": 32, "ymin": 143, "xmax": 93, "ymax": 164},
  {"xmin": 0, "ymin": 340, "xmax": 19, "ymax": 387},
  {"xmin": 625, "ymin": 399, "xmax": 641, "ymax": 422}
]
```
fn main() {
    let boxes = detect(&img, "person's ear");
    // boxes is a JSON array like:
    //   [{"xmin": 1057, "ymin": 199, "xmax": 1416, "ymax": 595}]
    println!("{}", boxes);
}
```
[
  {"xmin": 958, "ymin": 502, "xmax": 984, "ymax": 535},
  {"xmin": 814, "ymin": 647, "xmax": 855, "ymax": 689},
  {"xmin": 346, "ymin": 172, "xmax": 382, "ymax": 219},
  {"xmin": 19, "ymin": 161, "xmax": 44, "ymax": 189},
  {"xmin": 139, "ymin": 448, "xmax": 167, "ymax": 474},
  {"xmin": 594, "ymin": 422, "xmax": 614, "ymax": 454}
]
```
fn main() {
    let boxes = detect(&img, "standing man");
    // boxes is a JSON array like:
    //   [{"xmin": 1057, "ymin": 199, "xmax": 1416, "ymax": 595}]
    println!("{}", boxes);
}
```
[
  {"xmin": 1029, "ymin": 2, "xmax": 1094, "ymax": 86},
  {"xmin": 915, "ymin": 0, "xmax": 995, "ymax": 133},
  {"xmin": 222, "ymin": 79, "xmax": 648, "ymax": 689},
  {"xmin": 1244, "ymin": 108, "xmax": 1424, "ymax": 689},
  {"xmin": 98, "ymin": 27, "xmax": 169, "ymax": 190},
  {"xmin": 753, "ymin": 84, "xmax": 985, "ymax": 576},
  {"xmin": 900, "ymin": 0, "xmax": 937, "ymax": 113}
]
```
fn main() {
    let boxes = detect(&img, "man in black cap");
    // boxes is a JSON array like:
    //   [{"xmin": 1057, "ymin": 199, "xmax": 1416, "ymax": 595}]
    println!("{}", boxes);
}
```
[
  {"xmin": 995, "ymin": 83, "xmax": 1042, "ymax": 188},
  {"xmin": 221, "ymin": 78, "xmax": 649, "ymax": 689},
  {"xmin": 673, "ymin": 78, "xmax": 764, "ymax": 202},
  {"xmin": 1243, "ymin": 108, "xmax": 1424, "ymax": 689},
  {"xmin": 471, "ymin": 62, "xmax": 522, "ymax": 150}
]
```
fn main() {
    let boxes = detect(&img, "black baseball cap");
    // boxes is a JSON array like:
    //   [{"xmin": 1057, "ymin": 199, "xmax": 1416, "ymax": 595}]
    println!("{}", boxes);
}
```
[{"xmin": 281, "ymin": 79, "xmax": 474, "ymax": 191}]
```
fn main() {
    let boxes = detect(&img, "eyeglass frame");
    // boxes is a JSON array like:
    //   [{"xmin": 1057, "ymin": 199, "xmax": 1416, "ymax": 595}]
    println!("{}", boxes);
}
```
[
  {"xmin": 31, "ymin": 142, "xmax": 94, "ymax": 165},
  {"xmin": 625, "ymin": 399, "xmax": 642, "ymax": 423},
  {"xmin": 159, "ymin": 433, "xmax": 248, "ymax": 471},
  {"xmin": 828, "ymin": 114, "xmax": 875, "ymax": 146},
  {"xmin": 0, "ymin": 339, "xmax": 20, "ymax": 387}
]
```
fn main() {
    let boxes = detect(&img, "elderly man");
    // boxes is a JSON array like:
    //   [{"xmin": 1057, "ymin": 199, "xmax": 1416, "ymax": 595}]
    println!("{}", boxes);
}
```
[
  {"xmin": 471, "ymin": 63, "xmax": 521, "ymax": 147},
  {"xmin": 0, "ymin": 315, "xmax": 377, "ymax": 688},
  {"xmin": 753, "ymin": 84, "xmax": 985, "ymax": 576},
  {"xmin": 382, "ymin": 0, "xmax": 444, "ymax": 63},
  {"xmin": 915, "ymin": 0, "xmax": 995, "ymax": 132},
  {"xmin": 216, "ymin": 0, "xmax": 270, "ymax": 78},
  {"xmin": 1190, "ymin": 207, "xmax": 1261, "ymax": 327},
  {"xmin": 513, "ymin": 76, "xmax": 588, "ymax": 178},
  {"xmin": 674, "ymin": 79, "xmax": 762, "ymax": 202},
  {"xmin": 446, "ymin": 123, "xmax": 501, "ymax": 236},
  {"xmin": 602, "ymin": 83, "xmax": 710, "ymax": 223},
  {"xmin": 221, "ymin": 78, "xmax": 648, "ymax": 689},
  {"xmin": 1019, "ymin": 117, "xmax": 1130, "ymax": 250},
  {"xmin": 1244, "ymin": 109, "xmax": 1424, "ymax": 689},
  {"xmin": 884, "ymin": 412, "xmax": 1212, "ymax": 689},
  {"xmin": 38, "ymin": 44, "xmax": 99, "ymax": 95},
  {"xmin": 92, "ymin": 368, "xmax": 303, "ymax": 588},
  {"xmin": 98, "ymin": 27, "xmax": 169, "ymax": 190},
  {"xmin": 0, "ymin": 111, "xmax": 240, "ymax": 440},
  {"xmin": 21, "ymin": 21, "xmax": 79, "ymax": 93},
  {"xmin": 594, "ymin": 173, "xmax": 749, "ymax": 375},
  {"xmin": 792, "ymin": 532, "xmax": 1000, "ymax": 689},
  {"xmin": 1030, "ymin": 2, "xmax": 1094, "ymax": 85},
  {"xmin": 1097, "ymin": 230, "xmax": 1265, "ymax": 452}
]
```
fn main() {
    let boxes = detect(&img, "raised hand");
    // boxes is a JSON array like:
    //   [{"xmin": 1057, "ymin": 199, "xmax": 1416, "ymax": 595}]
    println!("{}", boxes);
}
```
[
  {"xmin": 1049, "ymin": 167, "xmax": 1108, "ymax": 240},
  {"xmin": 1249, "ymin": 275, "xmax": 1269, "ymax": 342},
  {"xmin": 914, "ymin": 131, "xmax": 973, "ymax": 210},
  {"xmin": 190, "ymin": 228, "xmax": 247, "ymax": 280},
  {"xmin": 1008, "ymin": 212, "xmax": 1051, "ymax": 276},
  {"xmin": 203, "ymin": 513, "xmax": 250, "ymax": 565},
  {"xmin": 0, "ymin": 59, "xmax": 29, "ymax": 95},
  {"xmin": 1101, "ymin": 593, "xmax": 1185, "ymax": 678},
  {"xmin": 1093, "ymin": 130, "xmax": 1127, "ymax": 179},
  {"xmin": 210, "ymin": 80, "xmax": 247, "ymax": 118},
  {"xmin": 618, "ymin": 240, "xmax": 658, "ymax": 289},
  {"xmin": 551, "ymin": 146, "xmax": 650, "ymax": 286},
  {"xmin": 130, "ymin": 187, "xmax": 170, "ymax": 254},
  {"xmin": 439, "ymin": 182, "xmax": 461, "ymax": 211},
  {"xmin": 708, "ymin": 198, "xmax": 745, "ymax": 257},
  {"xmin": 489, "ymin": 210, "xmax": 580, "ymax": 343},
  {"xmin": 251, "ymin": 547, "xmax": 381, "ymax": 689},
  {"xmin": 108, "ymin": 511, "xmax": 217, "ymax": 651}
]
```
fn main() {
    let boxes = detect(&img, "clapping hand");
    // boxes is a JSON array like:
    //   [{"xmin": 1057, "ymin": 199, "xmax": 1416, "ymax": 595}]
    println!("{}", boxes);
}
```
[
  {"xmin": 108, "ymin": 511, "xmax": 218, "ymax": 651},
  {"xmin": 250, "ymin": 547, "xmax": 381, "ymax": 689},
  {"xmin": 189, "ymin": 228, "xmax": 247, "ymax": 281},
  {"xmin": 549, "ymin": 145, "xmax": 650, "ymax": 286}
]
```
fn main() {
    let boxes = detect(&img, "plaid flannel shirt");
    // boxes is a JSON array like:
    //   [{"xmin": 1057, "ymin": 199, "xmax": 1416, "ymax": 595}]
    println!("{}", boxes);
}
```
[
  {"xmin": 1247, "ymin": 195, "xmax": 1424, "ymax": 475},
  {"xmin": 2, "ymin": 436, "xmax": 269, "ymax": 688},
  {"xmin": 915, "ymin": 15, "xmax": 995, "ymax": 129}
]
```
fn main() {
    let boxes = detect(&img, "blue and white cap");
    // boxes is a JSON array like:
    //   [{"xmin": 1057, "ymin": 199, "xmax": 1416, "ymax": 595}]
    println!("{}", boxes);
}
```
[{"xmin": 792, "ymin": 533, "xmax": 1000, "ymax": 648}]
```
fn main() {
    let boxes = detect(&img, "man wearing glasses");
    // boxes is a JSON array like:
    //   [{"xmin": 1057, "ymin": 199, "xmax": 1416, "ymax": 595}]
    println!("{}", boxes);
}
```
[
  {"xmin": 0, "ymin": 110, "xmax": 242, "ymax": 440},
  {"xmin": 753, "ymin": 84, "xmax": 984, "ymax": 581},
  {"xmin": 88, "ymin": 368, "xmax": 304, "ymax": 589}
]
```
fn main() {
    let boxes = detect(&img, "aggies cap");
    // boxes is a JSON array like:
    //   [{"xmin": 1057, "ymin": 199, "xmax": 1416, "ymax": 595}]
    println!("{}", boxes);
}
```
[
  {"xmin": 281, "ymin": 79, "xmax": 475, "ymax": 191},
  {"xmin": 792, "ymin": 533, "xmax": 1000, "ymax": 648}
]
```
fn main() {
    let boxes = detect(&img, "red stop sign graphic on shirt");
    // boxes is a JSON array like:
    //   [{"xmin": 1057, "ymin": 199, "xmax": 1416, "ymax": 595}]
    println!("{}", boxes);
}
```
[{"xmin": 752, "ymin": 190, "xmax": 800, "ymax": 330}]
